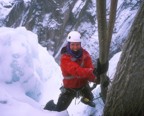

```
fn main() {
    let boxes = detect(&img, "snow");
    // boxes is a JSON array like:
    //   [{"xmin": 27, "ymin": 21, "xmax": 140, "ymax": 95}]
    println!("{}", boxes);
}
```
[
  {"xmin": 72, "ymin": 0, "xmax": 83, "ymax": 13},
  {"xmin": 0, "ymin": 0, "xmax": 31, "ymax": 25},
  {"xmin": 0, "ymin": 0, "xmax": 14, "ymax": 3},
  {"xmin": 72, "ymin": 0, "xmax": 86, "ymax": 18},
  {"xmin": 42, "ymin": 13, "xmax": 60, "ymax": 29},
  {"xmin": 0, "ymin": 27, "xmax": 65, "ymax": 116},
  {"xmin": 23, "ymin": 0, "xmax": 31, "ymax": 2},
  {"xmin": 108, "ymin": 52, "xmax": 122, "ymax": 81},
  {"xmin": 0, "ymin": 27, "xmax": 121, "ymax": 116},
  {"xmin": 0, "ymin": 0, "xmax": 14, "ymax": 22}
]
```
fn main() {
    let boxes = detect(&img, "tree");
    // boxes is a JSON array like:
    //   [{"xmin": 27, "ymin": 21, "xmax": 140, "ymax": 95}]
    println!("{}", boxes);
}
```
[
  {"xmin": 96, "ymin": 0, "xmax": 118, "ymax": 102},
  {"xmin": 104, "ymin": 2, "xmax": 144, "ymax": 116}
]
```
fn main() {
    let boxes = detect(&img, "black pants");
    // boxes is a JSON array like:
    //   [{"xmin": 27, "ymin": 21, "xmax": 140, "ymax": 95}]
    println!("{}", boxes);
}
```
[{"xmin": 55, "ymin": 84, "xmax": 94, "ymax": 111}]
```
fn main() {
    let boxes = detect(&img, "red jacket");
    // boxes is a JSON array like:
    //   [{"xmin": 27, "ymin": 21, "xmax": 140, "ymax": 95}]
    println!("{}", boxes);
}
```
[{"xmin": 60, "ymin": 47, "xmax": 96, "ymax": 89}]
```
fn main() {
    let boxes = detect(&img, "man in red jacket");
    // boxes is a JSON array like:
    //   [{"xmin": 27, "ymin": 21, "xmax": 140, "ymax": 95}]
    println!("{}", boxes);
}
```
[{"xmin": 44, "ymin": 31, "xmax": 108, "ymax": 111}]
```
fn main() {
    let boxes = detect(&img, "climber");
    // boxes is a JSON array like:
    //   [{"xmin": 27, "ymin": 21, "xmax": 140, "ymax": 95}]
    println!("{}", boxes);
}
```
[{"xmin": 44, "ymin": 31, "xmax": 108, "ymax": 111}]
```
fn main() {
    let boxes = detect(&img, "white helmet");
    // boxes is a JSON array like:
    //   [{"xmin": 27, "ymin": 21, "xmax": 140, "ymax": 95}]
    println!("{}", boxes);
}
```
[{"xmin": 66, "ymin": 31, "xmax": 81, "ymax": 42}]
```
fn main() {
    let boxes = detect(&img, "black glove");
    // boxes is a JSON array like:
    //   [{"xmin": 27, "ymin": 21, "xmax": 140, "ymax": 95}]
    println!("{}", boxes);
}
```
[
  {"xmin": 97, "ymin": 58, "xmax": 109, "ymax": 75},
  {"xmin": 93, "ymin": 68, "xmax": 100, "ymax": 84},
  {"xmin": 93, "ymin": 68, "xmax": 109, "ymax": 85}
]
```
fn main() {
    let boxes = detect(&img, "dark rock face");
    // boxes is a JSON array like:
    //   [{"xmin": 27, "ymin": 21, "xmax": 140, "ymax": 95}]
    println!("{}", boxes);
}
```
[
  {"xmin": 1, "ymin": 0, "xmax": 142, "ymax": 63},
  {"xmin": 4, "ymin": 0, "xmax": 96, "ymax": 56}
]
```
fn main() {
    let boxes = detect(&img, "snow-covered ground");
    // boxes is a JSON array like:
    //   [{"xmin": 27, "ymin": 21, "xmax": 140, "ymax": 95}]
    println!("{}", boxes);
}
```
[{"xmin": 0, "ymin": 27, "xmax": 121, "ymax": 116}]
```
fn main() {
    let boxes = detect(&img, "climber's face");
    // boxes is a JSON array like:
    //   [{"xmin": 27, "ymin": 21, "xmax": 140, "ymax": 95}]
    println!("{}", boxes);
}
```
[{"xmin": 70, "ymin": 42, "xmax": 81, "ymax": 51}]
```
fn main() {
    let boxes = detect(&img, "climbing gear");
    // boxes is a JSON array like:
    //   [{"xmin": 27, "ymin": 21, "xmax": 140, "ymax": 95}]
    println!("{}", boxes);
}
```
[
  {"xmin": 81, "ymin": 97, "xmax": 95, "ymax": 107},
  {"xmin": 93, "ymin": 68, "xmax": 100, "ymax": 84},
  {"xmin": 93, "ymin": 58, "xmax": 109, "ymax": 84},
  {"xmin": 96, "ymin": 58, "xmax": 109, "ymax": 75},
  {"xmin": 67, "ymin": 31, "xmax": 81, "ymax": 42},
  {"xmin": 60, "ymin": 86, "xmax": 81, "ymax": 97}
]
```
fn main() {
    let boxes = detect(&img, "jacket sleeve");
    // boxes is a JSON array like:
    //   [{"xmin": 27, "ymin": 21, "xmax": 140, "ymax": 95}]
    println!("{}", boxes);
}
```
[{"xmin": 60, "ymin": 54, "xmax": 95, "ymax": 82}]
